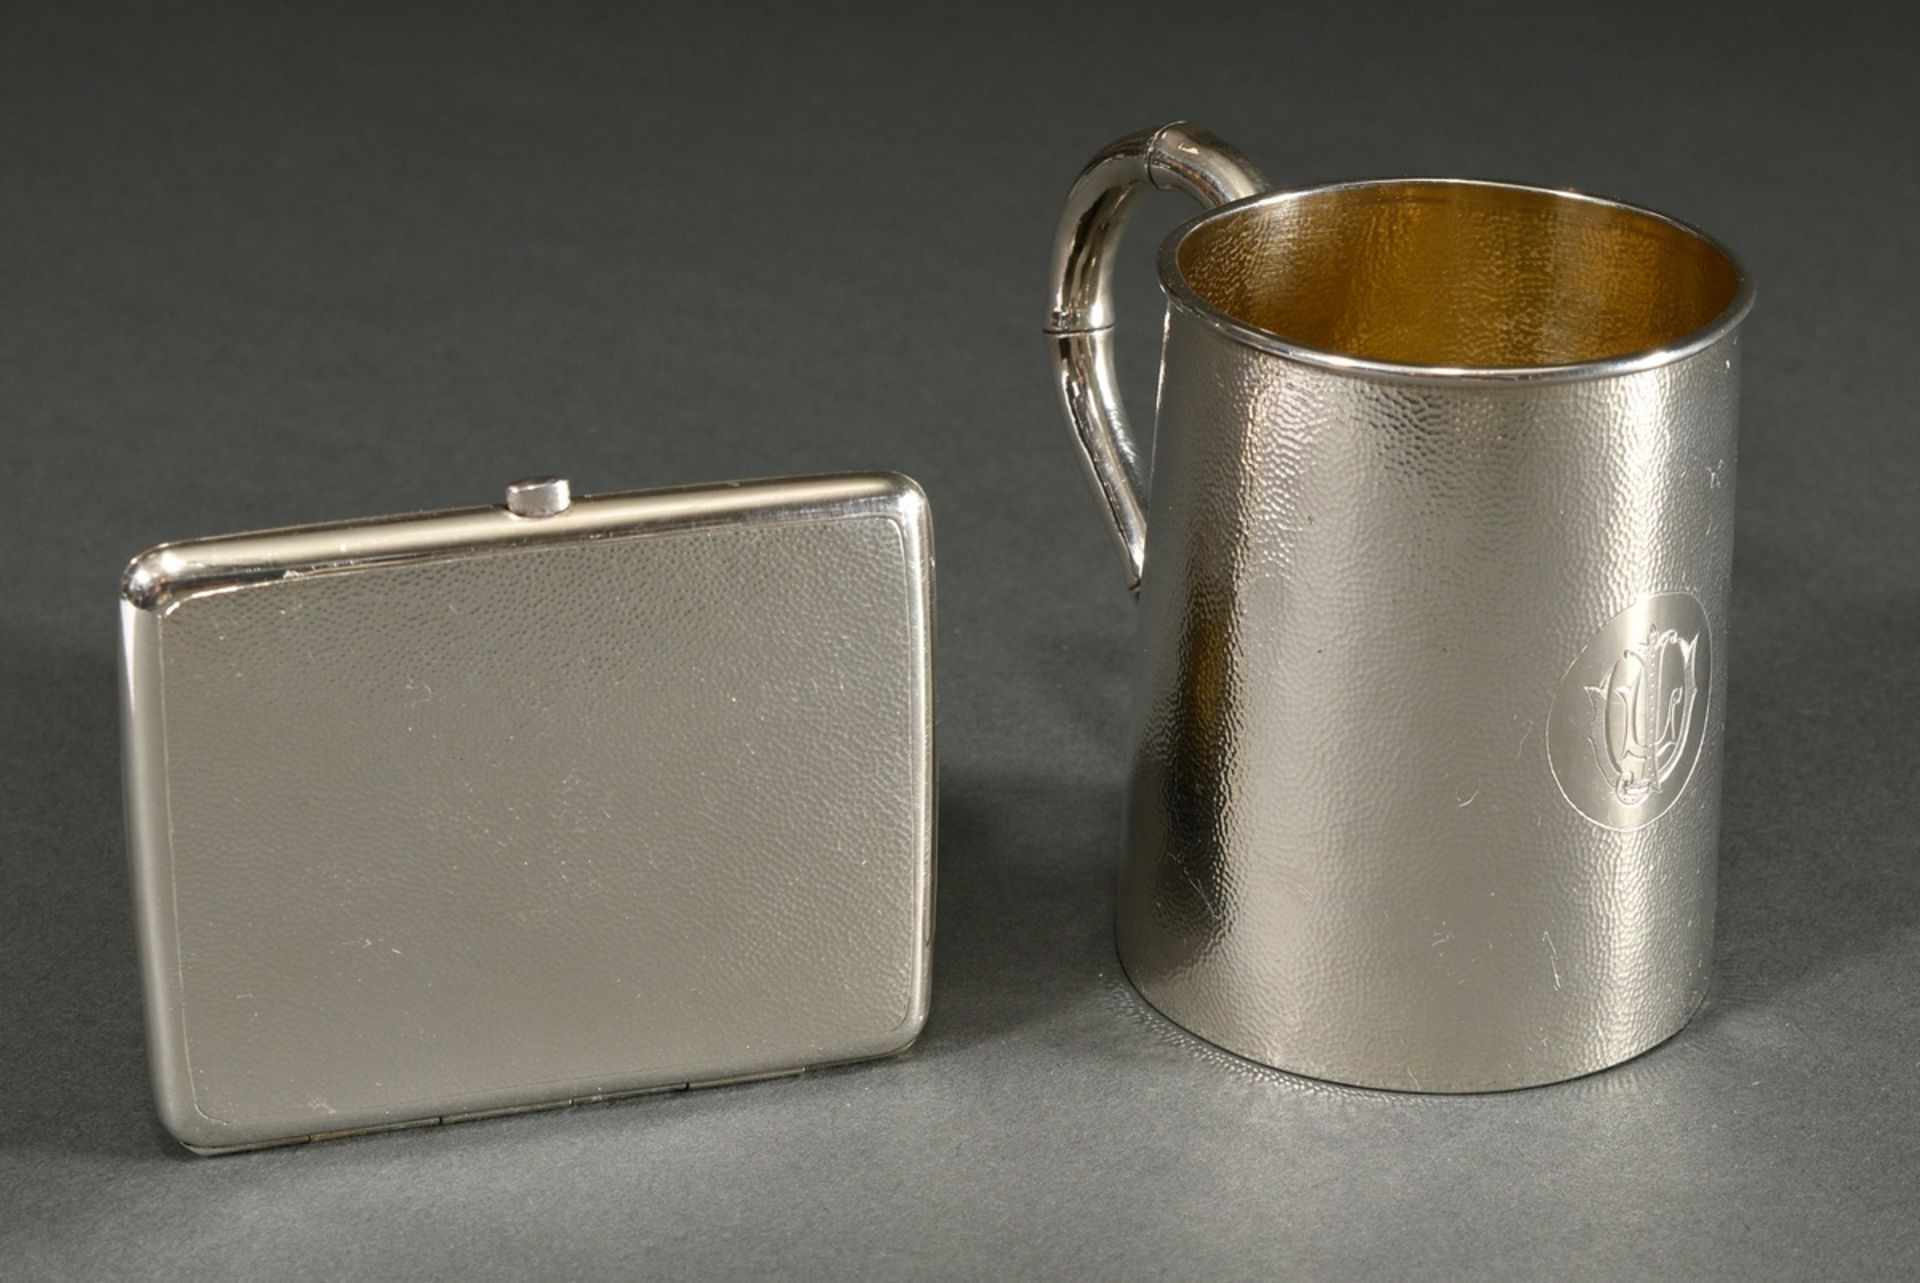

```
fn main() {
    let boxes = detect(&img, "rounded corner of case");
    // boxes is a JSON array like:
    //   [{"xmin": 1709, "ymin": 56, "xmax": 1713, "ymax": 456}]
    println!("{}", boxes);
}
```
[
  {"xmin": 120, "ymin": 548, "xmax": 174, "ymax": 611},
  {"xmin": 867, "ymin": 473, "xmax": 931, "ymax": 528},
  {"xmin": 878, "ymin": 470, "xmax": 928, "ymax": 502},
  {"xmin": 889, "ymin": 1004, "xmax": 931, "ymax": 1056},
  {"xmin": 873, "ymin": 984, "xmax": 933, "ymax": 1060},
  {"xmin": 153, "ymin": 1089, "xmax": 238, "ymax": 1156}
]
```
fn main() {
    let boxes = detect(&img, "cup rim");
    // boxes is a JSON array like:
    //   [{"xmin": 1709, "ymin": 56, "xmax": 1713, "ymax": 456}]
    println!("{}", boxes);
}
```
[{"xmin": 1157, "ymin": 177, "xmax": 1756, "ymax": 385}]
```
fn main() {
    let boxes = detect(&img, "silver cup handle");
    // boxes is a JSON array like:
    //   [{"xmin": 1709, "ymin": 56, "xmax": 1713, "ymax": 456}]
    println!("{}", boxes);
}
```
[{"xmin": 1044, "ymin": 123, "xmax": 1267, "ymax": 594}]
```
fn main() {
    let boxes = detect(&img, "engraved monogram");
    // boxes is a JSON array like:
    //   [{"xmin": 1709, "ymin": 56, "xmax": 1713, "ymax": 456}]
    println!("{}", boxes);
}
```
[
  {"xmin": 1585, "ymin": 626, "xmax": 1700, "ymax": 808},
  {"xmin": 1548, "ymin": 593, "xmax": 1712, "ymax": 830}
]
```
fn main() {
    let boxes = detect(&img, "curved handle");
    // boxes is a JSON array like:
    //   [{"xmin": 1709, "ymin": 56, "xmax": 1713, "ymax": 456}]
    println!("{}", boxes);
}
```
[{"xmin": 1044, "ymin": 123, "xmax": 1267, "ymax": 595}]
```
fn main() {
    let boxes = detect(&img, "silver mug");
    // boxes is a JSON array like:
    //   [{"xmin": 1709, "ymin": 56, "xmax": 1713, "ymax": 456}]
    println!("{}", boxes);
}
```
[{"xmin": 1045, "ymin": 123, "xmax": 1752, "ymax": 1091}]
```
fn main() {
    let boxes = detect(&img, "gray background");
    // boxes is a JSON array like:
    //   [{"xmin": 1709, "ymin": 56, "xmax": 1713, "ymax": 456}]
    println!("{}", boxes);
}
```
[{"xmin": 3, "ymin": 1, "xmax": 1915, "ymax": 1277}]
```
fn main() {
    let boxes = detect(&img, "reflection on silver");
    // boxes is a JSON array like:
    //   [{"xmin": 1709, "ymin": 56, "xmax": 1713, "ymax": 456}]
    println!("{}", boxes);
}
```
[
  {"xmin": 1044, "ymin": 123, "xmax": 1752, "ymax": 1091},
  {"xmin": 1044, "ymin": 123, "xmax": 1268, "ymax": 592},
  {"xmin": 503, "ymin": 475, "xmax": 572, "ymax": 518},
  {"xmin": 121, "ymin": 473, "xmax": 936, "ymax": 1153}
]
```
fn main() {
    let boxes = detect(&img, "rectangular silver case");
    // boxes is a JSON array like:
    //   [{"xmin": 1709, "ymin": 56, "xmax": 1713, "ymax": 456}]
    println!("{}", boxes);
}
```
[{"xmin": 119, "ymin": 473, "xmax": 934, "ymax": 1154}]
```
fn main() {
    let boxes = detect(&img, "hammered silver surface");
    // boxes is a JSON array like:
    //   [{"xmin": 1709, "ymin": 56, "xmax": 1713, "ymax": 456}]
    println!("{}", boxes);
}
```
[
  {"xmin": 138, "ymin": 508, "xmax": 929, "ymax": 1148},
  {"xmin": 1116, "ymin": 306, "xmax": 1741, "ymax": 1091}
]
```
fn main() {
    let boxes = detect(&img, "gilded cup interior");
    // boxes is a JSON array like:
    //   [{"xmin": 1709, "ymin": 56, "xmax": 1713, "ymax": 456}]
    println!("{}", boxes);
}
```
[{"xmin": 1171, "ymin": 180, "xmax": 1745, "ymax": 370}]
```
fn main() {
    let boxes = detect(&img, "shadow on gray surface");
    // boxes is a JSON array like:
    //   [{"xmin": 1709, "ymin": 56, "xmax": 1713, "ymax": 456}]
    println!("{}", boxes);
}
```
[
  {"xmin": 0, "ymin": 633, "xmax": 164, "ymax": 1162},
  {"xmin": 1700, "ymin": 574, "xmax": 1920, "ymax": 1026},
  {"xmin": 922, "ymin": 768, "xmax": 1122, "ymax": 1053}
]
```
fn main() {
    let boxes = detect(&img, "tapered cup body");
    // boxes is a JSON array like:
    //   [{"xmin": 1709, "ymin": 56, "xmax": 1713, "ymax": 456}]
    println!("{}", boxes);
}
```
[{"xmin": 1112, "ymin": 180, "xmax": 1749, "ymax": 1090}]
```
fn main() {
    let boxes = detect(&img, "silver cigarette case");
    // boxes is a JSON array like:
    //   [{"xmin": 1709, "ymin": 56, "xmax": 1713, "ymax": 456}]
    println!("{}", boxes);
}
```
[{"xmin": 119, "ymin": 473, "xmax": 935, "ymax": 1154}]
